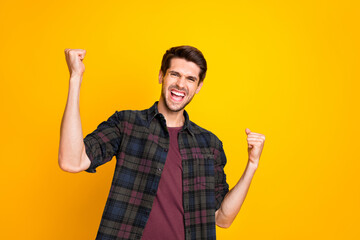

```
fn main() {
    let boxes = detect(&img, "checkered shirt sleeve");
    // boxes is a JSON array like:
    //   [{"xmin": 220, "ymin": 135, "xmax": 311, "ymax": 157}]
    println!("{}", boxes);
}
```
[
  {"xmin": 214, "ymin": 140, "xmax": 230, "ymax": 211},
  {"xmin": 83, "ymin": 111, "xmax": 123, "ymax": 173}
]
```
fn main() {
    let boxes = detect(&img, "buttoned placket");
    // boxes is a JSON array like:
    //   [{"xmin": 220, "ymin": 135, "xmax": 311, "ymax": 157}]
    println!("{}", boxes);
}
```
[
  {"xmin": 155, "ymin": 113, "xmax": 194, "ymax": 240},
  {"xmin": 145, "ymin": 103, "xmax": 217, "ymax": 239}
]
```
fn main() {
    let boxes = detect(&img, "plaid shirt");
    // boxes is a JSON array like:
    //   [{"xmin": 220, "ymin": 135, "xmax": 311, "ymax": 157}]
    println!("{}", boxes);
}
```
[{"xmin": 84, "ymin": 102, "xmax": 229, "ymax": 240}]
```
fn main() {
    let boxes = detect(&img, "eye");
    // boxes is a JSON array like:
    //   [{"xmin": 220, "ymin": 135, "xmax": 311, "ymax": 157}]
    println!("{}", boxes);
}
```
[
  {"xmin": 187, "ymin": 77, "xmax": 196, "ymax": 82},
  {"xmin": 170, "ymin": 72, "xmax": 178, "ymax": 77}
]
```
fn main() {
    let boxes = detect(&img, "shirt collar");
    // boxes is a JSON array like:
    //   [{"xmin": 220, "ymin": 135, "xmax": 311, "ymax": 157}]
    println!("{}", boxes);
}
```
[{"xmin": 146, "ymin": 101, "xmax": 194, "ymax": 136}]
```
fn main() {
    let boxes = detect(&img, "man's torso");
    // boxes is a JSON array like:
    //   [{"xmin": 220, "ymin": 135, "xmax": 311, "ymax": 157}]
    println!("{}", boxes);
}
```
[{"xmin": 83, "ymin": 102, "xmax": 229, "ymax": 240}]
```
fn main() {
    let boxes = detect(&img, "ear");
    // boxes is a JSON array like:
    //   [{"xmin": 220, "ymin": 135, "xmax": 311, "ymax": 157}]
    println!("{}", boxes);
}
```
[
  {"xmin": 158, "ymin": 70, "xmax": 163, "ymax": 84},
  {"xmin": 195, "ymin": 80, "xmax": 204, "ymax": 94}
]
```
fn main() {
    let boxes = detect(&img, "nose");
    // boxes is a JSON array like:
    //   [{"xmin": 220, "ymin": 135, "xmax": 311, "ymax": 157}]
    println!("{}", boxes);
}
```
[{"xmin": 176, "ymin": 76, "xmax": 186, "ymax": 89}]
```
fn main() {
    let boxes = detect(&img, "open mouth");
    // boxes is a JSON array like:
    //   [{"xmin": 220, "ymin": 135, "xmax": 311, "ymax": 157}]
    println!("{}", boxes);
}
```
[{"xmin": 170, "ymin": 89, "xmax": 185, "ymax": 102}]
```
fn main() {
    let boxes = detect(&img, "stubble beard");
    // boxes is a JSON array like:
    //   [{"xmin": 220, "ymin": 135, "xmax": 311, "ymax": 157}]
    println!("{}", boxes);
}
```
[{"xmin": 161, "ymin": 84, "xmax": 194, "ymax": 112}]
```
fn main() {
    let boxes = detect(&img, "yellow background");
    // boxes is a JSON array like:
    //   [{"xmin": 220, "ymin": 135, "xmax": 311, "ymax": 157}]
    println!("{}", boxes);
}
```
[{"xmin": 1, "ymin": 0, "xmax": 359, "ymax": 239}]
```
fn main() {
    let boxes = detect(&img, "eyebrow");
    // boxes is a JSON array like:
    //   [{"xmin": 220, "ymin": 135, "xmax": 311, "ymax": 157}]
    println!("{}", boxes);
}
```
[{"xmin": 169, "ymin": 70, "xmax": 198, "ymax": 81}]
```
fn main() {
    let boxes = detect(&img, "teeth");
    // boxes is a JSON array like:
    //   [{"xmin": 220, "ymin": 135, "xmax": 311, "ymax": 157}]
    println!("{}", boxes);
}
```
[{"xmin": 171, "ymin": 91, "xmax": 184, "ymax": 97}]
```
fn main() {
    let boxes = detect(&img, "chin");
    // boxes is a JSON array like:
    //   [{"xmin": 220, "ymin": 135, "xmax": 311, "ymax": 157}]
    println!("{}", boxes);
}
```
[
  {"xmin": 164, "ymin": 97, "xmax": 188, "ymax": 112},
  {"xmin": 165, "ymin": 102, "xmax": 185, "ymax": 112},
  {"xmin": 160, "ymin": 89, "xmax": 193, "ymax": 112}
]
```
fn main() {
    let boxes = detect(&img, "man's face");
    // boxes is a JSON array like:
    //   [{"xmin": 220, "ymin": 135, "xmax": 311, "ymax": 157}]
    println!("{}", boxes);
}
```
[{"xmin": 159, "ymin": 58, "xmax": 203, "ymax": 112}]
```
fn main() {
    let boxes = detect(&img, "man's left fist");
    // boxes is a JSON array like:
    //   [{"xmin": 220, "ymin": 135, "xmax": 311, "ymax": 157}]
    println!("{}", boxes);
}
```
[{"xmin": 245, "ymin": 128, "xmax": 265, "ymax": 167}]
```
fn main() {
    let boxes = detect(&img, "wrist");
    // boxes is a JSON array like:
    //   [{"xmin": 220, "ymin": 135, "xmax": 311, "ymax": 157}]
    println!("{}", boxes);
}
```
[
  {"xmin": 247, "ymin": 160, "xmax": 258, "ymax": 171},
  {"xmin": 69, "ymin": 74, "xmax": 83, "ymax": 82},
  {"xmin": 69, "ymin": 75, "xmax": 82, "ymax": 87}
]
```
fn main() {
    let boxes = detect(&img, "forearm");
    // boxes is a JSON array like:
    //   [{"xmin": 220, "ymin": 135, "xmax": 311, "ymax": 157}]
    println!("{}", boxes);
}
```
[
  {"xmin": 215, "ymin": 161, "xmax": 257, "ymax": 228},
  {"xmin": 58, "ymin": 76, "xmax": 86, "ymax": 172}
]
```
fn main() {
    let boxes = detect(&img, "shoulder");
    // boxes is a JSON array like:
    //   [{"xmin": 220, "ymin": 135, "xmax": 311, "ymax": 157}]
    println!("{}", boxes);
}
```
[
  {"xmin": 114, "ymin": 107, "xmax": 149, "ymax": 127},
  {"xmin": 115, "ymin": 108, "xmax": 146, "ymax": 119},
  {"xmin": 189, "ymin": 120, "xmax": 223, "ymax": 149}
]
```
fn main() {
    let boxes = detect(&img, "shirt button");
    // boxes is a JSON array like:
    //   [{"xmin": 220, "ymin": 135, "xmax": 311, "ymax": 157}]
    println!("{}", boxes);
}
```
[{"xmin": 157, "ymin": 168, "xmax": 162, "ymax": 172}]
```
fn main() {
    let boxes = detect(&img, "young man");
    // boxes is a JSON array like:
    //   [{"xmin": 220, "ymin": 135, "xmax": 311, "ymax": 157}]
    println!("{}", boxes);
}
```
[{"xmin": 59, "ymin": 46, "xmax": 265, "ymax": 240}]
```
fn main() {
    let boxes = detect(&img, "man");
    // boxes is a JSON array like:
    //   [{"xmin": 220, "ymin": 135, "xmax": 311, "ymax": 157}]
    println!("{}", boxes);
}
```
[{"xmin": 59, "ymin": 46, "xmax": 265, "ymax": 240}]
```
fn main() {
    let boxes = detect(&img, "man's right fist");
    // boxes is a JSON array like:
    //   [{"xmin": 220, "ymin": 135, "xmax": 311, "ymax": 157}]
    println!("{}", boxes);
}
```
[{"xmin": 64, "ymin": 48, "xmax": 86, "ymax": 78}]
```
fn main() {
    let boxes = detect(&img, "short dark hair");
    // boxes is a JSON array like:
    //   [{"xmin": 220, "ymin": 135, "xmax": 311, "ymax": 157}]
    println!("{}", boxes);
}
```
[{"xmin": 160, "ymin": 45, "xmax": 207, "ymax": 83}]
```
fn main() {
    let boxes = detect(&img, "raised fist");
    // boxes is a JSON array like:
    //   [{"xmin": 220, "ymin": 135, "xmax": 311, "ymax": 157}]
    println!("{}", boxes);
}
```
[
  {"xmin": 245, "ymin": 128, "xmax": 265, "ymax": 167},
  {"xmin": 64, "ymin": 48, "xmax": 86, "ymax": 78}
]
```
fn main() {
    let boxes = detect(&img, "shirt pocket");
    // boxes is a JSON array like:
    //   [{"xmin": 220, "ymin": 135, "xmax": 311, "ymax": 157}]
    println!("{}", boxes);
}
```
[{"xmin": 195, "ymin": 153, "xmax": 215, "ymax": 189}]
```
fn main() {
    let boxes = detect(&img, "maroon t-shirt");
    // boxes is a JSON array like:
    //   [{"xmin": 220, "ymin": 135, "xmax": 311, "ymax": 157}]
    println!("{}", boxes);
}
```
[{"xmin": 141, "ymin": 126, "xmax": 184, "ymax": 240}]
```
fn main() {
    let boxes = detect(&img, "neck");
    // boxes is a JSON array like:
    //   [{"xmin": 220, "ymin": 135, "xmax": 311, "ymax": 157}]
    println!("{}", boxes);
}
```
[{"xmin": 157, "ymin": 99, "xmax": 185, "ymax": 127}]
